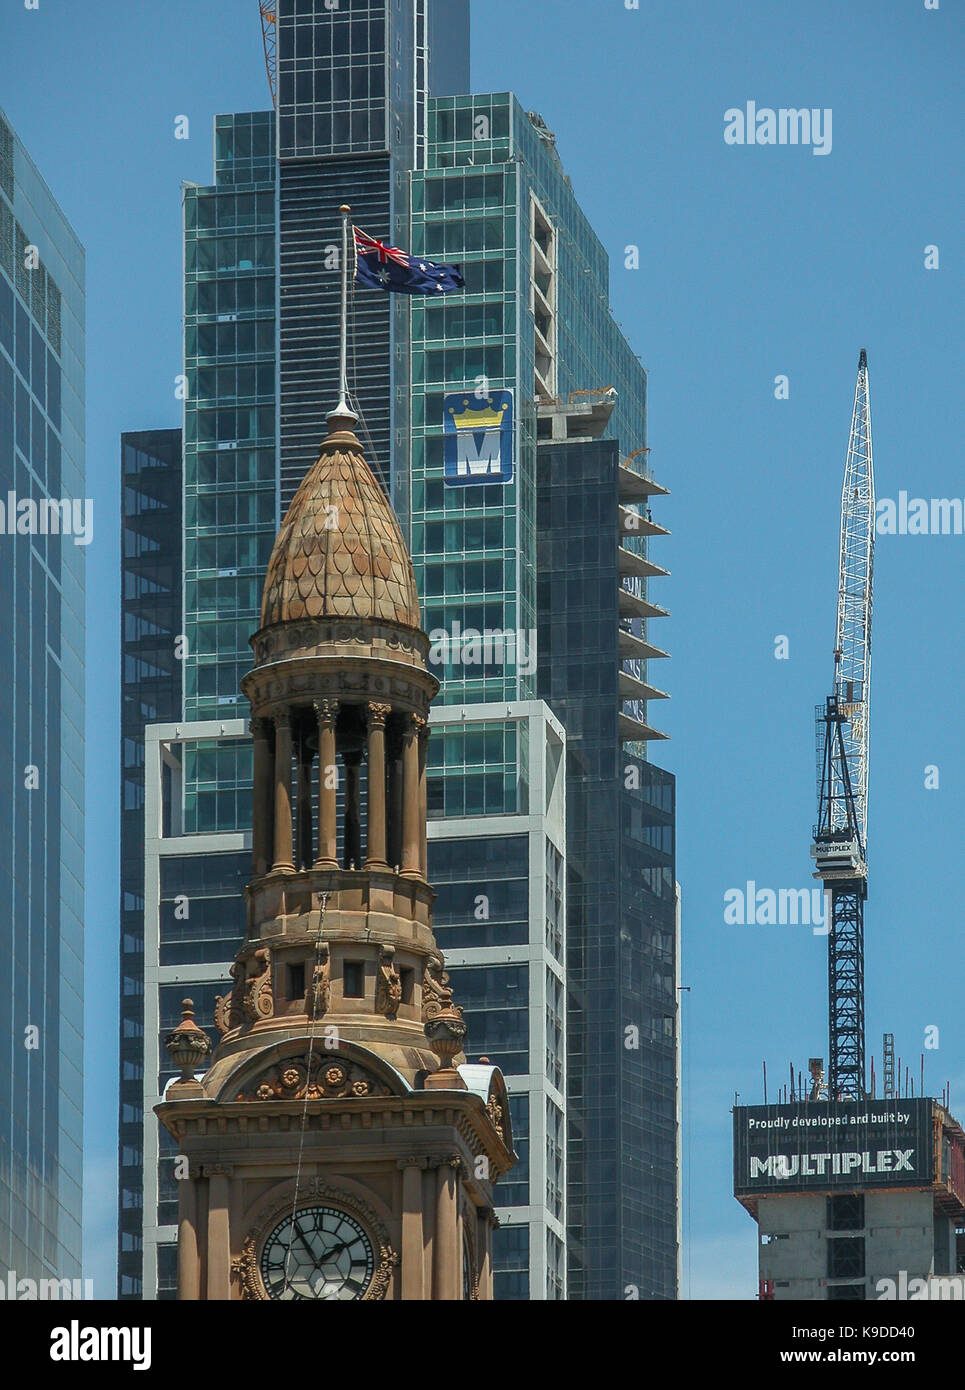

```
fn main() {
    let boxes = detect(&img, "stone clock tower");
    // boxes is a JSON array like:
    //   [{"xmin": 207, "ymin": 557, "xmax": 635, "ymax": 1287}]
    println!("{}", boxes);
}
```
[{"xmin": 156, "ymin": 406, "xmax": 514, "ymax": 1301}]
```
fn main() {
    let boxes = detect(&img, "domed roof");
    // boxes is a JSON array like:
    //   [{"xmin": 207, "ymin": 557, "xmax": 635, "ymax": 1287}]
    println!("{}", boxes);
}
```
[{"xmin": 260, "ymin": 415, "xmax": 421, "ymax": 630}]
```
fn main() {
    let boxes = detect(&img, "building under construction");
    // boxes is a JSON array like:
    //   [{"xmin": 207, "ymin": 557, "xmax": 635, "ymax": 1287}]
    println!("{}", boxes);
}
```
[
  {"xmin": 734, "ymin": 1093, "xmax": 965, "ymax": 1300},
  {"xmin": 732, "ymin": 354, "xmax": 965, "ymax": 1299}
]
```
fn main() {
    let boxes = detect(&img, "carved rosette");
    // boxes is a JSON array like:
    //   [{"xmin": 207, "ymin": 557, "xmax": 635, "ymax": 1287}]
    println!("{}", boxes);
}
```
[
  {"xmin": 233, "ymin": 1179, "xmax": 398, "ymax": 1302},
  {"xmin": 234, "ymin": 1052, "xmax": 391, "ymax": 1103}
]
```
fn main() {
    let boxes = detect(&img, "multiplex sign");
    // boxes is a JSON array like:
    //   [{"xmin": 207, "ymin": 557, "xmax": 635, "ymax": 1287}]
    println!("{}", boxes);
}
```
[
  {"xmin": 443, "ymin": 389, "xmax": 513, "ymax": 486},
  {"xmin": 733, "ymin": 1100, "xmax": 934, "ymax": 1197}
]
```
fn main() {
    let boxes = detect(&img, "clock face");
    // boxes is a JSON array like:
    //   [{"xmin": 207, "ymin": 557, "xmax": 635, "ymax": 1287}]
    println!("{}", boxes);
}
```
[{"xmin": 260, "ymin": 1206, "xmax": 375, "ymax": 1301}]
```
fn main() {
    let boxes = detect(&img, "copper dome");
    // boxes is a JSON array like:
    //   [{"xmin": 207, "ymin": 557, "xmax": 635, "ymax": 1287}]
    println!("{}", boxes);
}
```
[{"xmin": 260, "ymin": 416, "xmax": 421, "ymax": 631}]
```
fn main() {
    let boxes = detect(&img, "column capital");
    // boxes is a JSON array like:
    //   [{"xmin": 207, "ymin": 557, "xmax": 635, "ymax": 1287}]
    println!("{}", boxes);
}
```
[
  {"xmin": 396, "ymin": 1156, "xmax": 428, "ymax": 1171},
  {"xmin": 367, "ymin": 701, "xmax": 391, "ymax": 728},
  {"xmin": 427, "ymin": 1153, "xmax": 463, "ymax": 1172},
  {"xmin": 201, "ymin": 1163, "xmax": 234, "ymax": 1179},
  {"xmin": 273, "ymin": 708, "xmax": 291, "ymax": 732},
  {"xmin": 314, "ymin": 698, "xmax": 339, "ymax": 726},
  {"xmin": 249, "ymin": 716, "xmax": 271, "ymax": 739}
]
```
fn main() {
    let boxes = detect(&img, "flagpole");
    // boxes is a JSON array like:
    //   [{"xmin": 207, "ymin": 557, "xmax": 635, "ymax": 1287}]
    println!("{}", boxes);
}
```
[{"xmin": 331, "ymin": 203, "xmax": 357, "ymax": 424}]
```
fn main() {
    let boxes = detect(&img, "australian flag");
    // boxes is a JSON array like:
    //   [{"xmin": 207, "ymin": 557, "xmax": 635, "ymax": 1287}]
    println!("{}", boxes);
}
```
[{"xmin": 354, "ymin": 227, "xmax": 465, "ymax": 295}]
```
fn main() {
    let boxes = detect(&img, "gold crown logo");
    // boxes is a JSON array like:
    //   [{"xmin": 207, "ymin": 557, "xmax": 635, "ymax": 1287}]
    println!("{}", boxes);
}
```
[{"xmin": 448, "ymin": 397, "xmax": 509, "ymax": 430}]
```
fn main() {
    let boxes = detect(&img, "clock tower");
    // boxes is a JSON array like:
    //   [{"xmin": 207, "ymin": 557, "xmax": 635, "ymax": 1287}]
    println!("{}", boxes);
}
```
[{"xmin": 156, "ymin": 405, "xmax": 514, "ymax": 1301}]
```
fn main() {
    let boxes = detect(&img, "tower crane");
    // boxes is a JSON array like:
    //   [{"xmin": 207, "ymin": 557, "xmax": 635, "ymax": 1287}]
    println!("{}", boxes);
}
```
[
  {"xmin": 811, "ymin": 350, "xmax": 875, "ymax": 1102},
  {"xmin": 259, "ymin": 3, "xmax": 277, "ymax": 109}
]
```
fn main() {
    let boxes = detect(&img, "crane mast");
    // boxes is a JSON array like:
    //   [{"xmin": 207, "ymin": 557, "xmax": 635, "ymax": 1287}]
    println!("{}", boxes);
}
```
[{"xmin": 812, "ymin": 350, "xmax": 875, "ymax": 1101}]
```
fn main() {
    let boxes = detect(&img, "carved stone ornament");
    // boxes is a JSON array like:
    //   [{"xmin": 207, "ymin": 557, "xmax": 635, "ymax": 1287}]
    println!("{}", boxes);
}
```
[
  {"xmin": 163, "ymin": 999, "xmax": 211, "ymax": 1081},
  {"xmin": 421, "ymin": 951, "xmax": 455, "ymax": 1023},
  {"xmin": 232, "ymin": 1180, "xmax": 398, "ymax": 1301},
  {"xmin": 214, "ymin": 959, "xmax": 245, "ymax": 1036},
  {"xmin": 376, "ymin": 943, "xmax": 402, "ymax": 1019},
  {"xmin": 486, "ymin": 1097, "xmax": 505, "ymax": 1144},
  {"xmin": 234, "ymin": 1051, "xmax": 391, "ymax": 1103},
  {"xmin": 367, "ymin": 701, "xmax": 391, "ymax": 728},
  {"xmin": 242, "ymin": 946, "xmax": 274, "ymax": 1023},
  {"xmin": 304, "ymin": 941, "xmax": 330, "ymax": 1019}
]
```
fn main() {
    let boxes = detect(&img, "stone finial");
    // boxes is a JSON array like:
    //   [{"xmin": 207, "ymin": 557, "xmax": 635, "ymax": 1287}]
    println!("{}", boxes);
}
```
[
  {"xmin": 164, "ymin": 999, "xmax": 212, "ymax": 1083},
  {"xmin": 424, "ymin": 1002, "xmax": 468, "ymax": 1091}
]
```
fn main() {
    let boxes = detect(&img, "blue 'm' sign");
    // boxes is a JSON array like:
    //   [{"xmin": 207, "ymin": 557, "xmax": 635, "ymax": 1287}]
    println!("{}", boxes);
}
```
[{"xmin": 443, "ymin": 389, "xmax": 514, "ymax": 486}]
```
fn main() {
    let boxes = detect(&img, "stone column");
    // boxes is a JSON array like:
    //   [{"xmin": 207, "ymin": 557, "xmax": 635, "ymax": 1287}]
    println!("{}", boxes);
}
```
[
  {"xmin": 205, "ymin": 1166, "xmax": 232, "ymax": 1301},
  {"xmin": 250, "ymin": 717, "xmax": 273, "ymax": 878},
  {"xmin": 398, "ymin": 1158, "xmax": 425, "ymax": 1300},
  {"xmin": 387, "ymin": 723, "xmax": 404, "ymax": 872},
  {"xmin": 314, "ymin": 700, "xmax": 338, "ymax": 869},
  {"xmin": 177, "ymin": 1171, "xmax": 199, "ymax": 1301},
  {"xmin": 365, "ymin": 703, "xmax": 390, "ymax": 869},
  {"xmin": 477, "ymin": 1210, "xmax": 494, "ymax": 1300},
  {"xmin": 432, "ymin": 1157, "xmax": 460, "ymax": 1301},
  {"xmin": 343, "ymin": 747, "xmax": 363, "ymax": 870},
  {"xmin": 271, "ymin": 711, "xmax": 294, "ymax": 873},
  {"xmin": 417, "ymin": 715, "xmax": 429, "ymax": 879},
  {"xmin": 400, "ymin": 715, "xmax": 421, "ymax": 880},
  {"xmin": 295, "ymin": 723, "xmax": 314, "ymax": 871}
]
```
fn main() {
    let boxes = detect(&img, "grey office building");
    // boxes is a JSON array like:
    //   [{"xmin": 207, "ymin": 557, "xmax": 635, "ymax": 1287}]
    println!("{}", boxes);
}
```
[
  {"xmin": 118, "ymin": 429, "xmax": 183, "ymax": 1296},
  {"xmin": 0, "ymin": 108, "xmax": 85, "ymax": 1283},
  {"xmin": 536, "ymin": 419, "xmax": 678, "ymax": 1298}
]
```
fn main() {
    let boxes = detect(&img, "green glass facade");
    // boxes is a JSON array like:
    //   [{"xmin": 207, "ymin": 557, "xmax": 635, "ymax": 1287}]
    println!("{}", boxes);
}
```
[
  {"xmin": 182, "ymin": 112, "xmax": 277, "ymax": 723},
  {"xmin": 409, "ymin": 95, "xmax": 649, "ymax": 711},
  {"xmin": 0, "ymin": 107, "xmax": 85, "ymax": 1284}
]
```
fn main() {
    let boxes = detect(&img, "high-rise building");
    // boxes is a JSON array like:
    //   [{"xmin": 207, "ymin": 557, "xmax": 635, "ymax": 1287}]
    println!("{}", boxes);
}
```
[
  {"xmin": 126, "ymin": 0, "xmax": 679, "ymax": 1301},
  {"xmin": 535, "ymin": 413, "xmax": 678, "ymax": 1299},
  {"xmin": 406, "ymin": 96, "xmax": 678, "ymax": 1298},
  {"xmin": 118, "ymin": 429, "xmax": 183, "ymax": 1296},
  {"xmin": 0, "ymin": 107, "xmax": 85, "ymax": 1283}
]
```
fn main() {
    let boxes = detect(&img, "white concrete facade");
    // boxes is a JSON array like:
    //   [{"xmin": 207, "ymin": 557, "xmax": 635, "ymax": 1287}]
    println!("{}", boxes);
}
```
[{"xmin": 428, "ymin": 700, "xmax": 567, "ymax": 1299}]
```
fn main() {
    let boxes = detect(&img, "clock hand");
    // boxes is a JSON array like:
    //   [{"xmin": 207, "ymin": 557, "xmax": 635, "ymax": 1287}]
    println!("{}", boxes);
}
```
[
  {"xmin": 321, "ymin": 1238, "xmax": 354, "ymax": 1261},
  {"xmin": 293, "ymin": 1227, "xmax": 318, "ymax": 1263}
]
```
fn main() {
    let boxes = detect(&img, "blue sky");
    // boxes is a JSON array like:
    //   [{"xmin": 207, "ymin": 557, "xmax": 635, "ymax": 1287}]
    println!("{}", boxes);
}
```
[{"xmin": 0, "ymin": 0, "xmax": 961, "ymax": 1299}]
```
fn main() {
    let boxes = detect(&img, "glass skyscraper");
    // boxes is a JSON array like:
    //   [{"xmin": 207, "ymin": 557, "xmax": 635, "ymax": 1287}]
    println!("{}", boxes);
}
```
[
  {"xmin": 124, "ymin": 0, "xmax": 679, "ymax": 1301},
  {"xmin": 537, "ymin": 431, "xmax": 678, "ymax": 1299},
  {"xmin": 118, "ymin": 429, "xmax": 182, "ymax": 1296},
  {"xmin": 0, "ymin": 107, "xmax": 85, "ymax": 1283}
]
